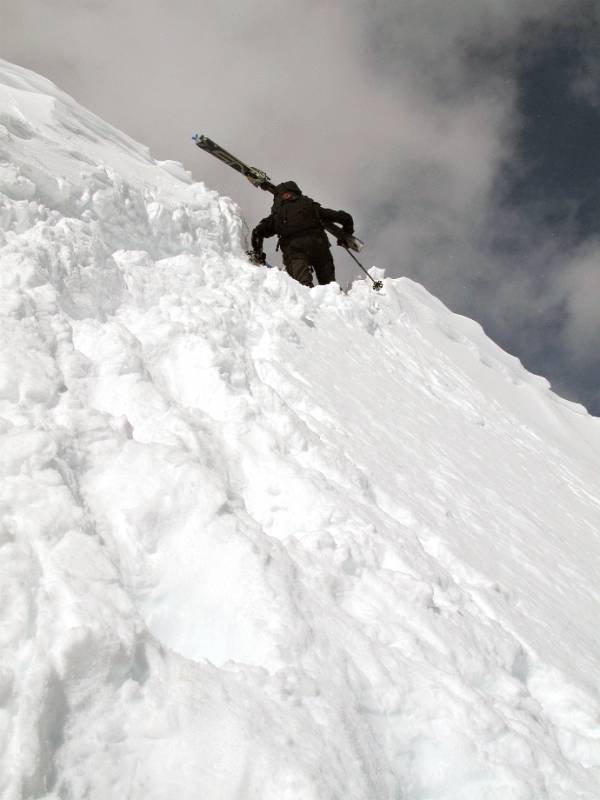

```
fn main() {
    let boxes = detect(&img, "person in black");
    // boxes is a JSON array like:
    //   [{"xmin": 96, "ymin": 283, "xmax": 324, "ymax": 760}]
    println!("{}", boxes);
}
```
[{"xmin": 251, "ymin": 181, "xmax": 354, "ymax": 287}]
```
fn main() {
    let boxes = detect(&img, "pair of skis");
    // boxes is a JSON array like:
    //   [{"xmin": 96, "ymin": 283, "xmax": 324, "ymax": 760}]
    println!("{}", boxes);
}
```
[{"xmin": 192, "ymin": 134, "xmax": 382, "ymax": 291}]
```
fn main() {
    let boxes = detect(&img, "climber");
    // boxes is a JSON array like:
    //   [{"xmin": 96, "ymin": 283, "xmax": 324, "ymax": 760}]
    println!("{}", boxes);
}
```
[{"xmin": 251, "ymin": 181, "xmax": 354, "ymax": 287}]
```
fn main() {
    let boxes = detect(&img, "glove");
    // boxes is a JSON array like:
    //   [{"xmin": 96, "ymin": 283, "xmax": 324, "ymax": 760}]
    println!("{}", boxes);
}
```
[
  {"xmin": 255, "ymin": 251, "xmax": 267, "ymax": 264},
  {"xmin": 337, "ymin": 227, "xmax": 354, "ymax": 247}
]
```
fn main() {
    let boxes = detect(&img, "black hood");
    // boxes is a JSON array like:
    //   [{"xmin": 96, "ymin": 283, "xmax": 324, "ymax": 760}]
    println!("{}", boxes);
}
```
[{"xmin": 275, "ymin": 180, "xmax": 301, "ymax": 195}]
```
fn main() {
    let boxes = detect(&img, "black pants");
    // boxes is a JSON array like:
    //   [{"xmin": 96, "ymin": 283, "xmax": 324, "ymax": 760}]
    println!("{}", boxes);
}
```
[{"xmin": 281, "ymin": 234, "xmax": 335, "ymax": 287}]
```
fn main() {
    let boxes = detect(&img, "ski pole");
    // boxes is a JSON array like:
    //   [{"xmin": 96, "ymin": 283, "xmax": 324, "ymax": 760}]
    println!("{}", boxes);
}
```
[{"xmin": 343, "ymin": 247, "xmax": 383, "ymax": 291}]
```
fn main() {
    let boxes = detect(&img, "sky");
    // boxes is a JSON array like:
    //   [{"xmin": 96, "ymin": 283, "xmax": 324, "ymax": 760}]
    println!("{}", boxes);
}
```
[{"xmin": 1, "ymin": 0, "xmax": 599, "ymax": 415}]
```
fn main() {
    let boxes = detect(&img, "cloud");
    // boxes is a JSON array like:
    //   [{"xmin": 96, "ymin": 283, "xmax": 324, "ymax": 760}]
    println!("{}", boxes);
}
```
[
  {"xmin": 555, "ymin": 242, "xmax": 600, "ymax": 361},
  {"xmin": 1, "ymin": 0, "xmax": 598, "ymax": 412},
  {"xmin": 568, "ymin": 1, "xmax": 600, "ymax": 106}
]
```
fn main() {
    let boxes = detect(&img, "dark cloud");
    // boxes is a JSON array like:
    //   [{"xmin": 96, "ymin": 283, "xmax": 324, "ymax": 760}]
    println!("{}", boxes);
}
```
[{"xmin": 1, "ymin": 0, "xmax": 599, "ymax": 413}]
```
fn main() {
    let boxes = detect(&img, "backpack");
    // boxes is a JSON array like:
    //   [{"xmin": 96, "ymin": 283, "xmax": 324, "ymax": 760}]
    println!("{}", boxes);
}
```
[{"xmin": 271, "ymin": 193, "xmax": 322, "ymax": 240}]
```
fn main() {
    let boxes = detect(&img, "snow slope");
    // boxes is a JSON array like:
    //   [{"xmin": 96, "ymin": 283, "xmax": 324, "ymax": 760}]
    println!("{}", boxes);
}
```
[{"xmin": 1, "ymin": 59, "xmax": 600, "ymax": 800}]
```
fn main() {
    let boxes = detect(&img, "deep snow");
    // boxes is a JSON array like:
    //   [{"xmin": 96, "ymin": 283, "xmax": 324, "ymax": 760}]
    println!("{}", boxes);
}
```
[{"xmin": 1, "ymin": 59, "xmax": 600, "ymax": 800}]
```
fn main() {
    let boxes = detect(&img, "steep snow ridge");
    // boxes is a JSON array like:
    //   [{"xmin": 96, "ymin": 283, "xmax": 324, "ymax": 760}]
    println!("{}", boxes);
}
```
[
  {"xmin": 0, "ymin": 59, "xmax": 242, "ymax": 323},
  {"xmin": 1, "ymin": 59, "xmax": 600, "ymax": 799}
]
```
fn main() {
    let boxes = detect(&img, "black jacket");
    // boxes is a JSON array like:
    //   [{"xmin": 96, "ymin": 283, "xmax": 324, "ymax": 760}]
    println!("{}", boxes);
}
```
[{"xmin": 251, "ymin": 181, "xmax": 354, "ymax": 253}]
